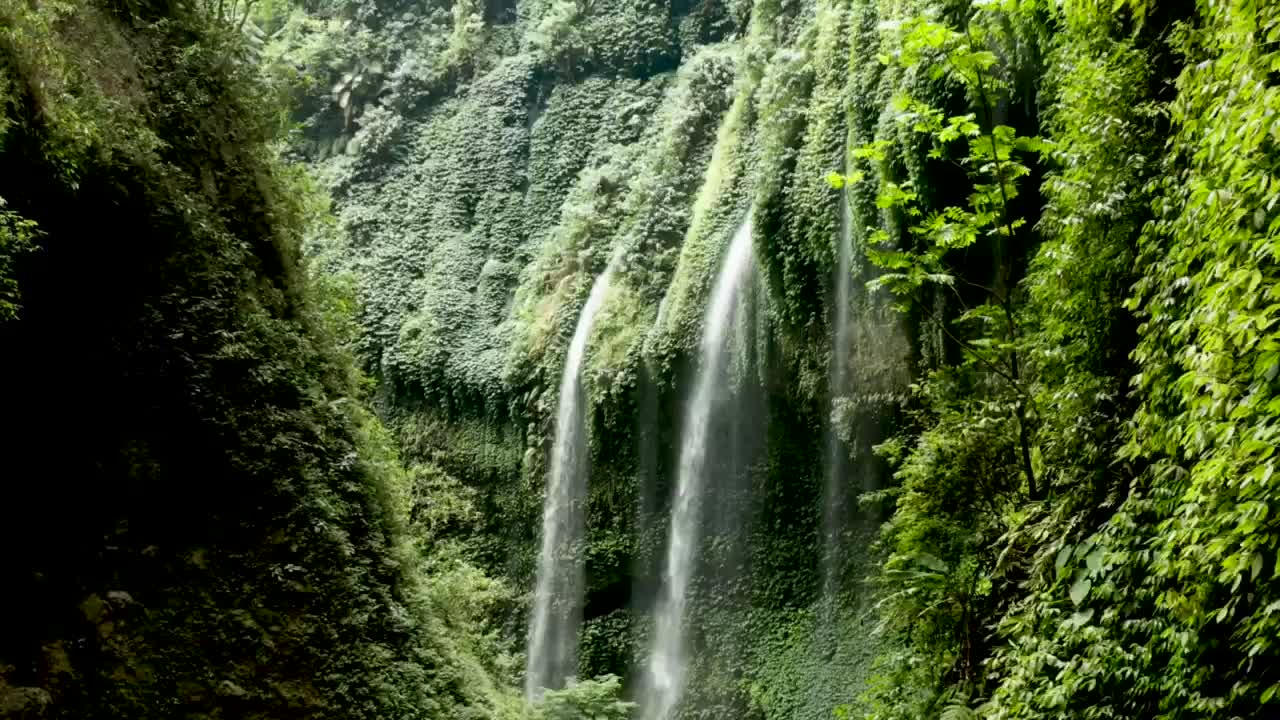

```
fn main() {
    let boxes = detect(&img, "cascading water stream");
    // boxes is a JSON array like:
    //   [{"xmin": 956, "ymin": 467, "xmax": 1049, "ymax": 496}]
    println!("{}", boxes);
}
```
[
  {"xmin": 525, "ymin": 262, "xmax": 616, "ymax": 699},
  {"xmin": 804, "ymin": 168, "xmax": 857, "ymax": 718},
  {"xmin": 644, "ymin": 217, "xmax": 756, "ymax": 720},
  {"xmin": 821, "ymin": 173, "xmax": 855, "ymax": 602}
]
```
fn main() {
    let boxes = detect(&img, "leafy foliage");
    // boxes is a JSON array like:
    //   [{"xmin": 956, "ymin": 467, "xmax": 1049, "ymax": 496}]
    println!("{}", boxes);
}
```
[
  {"xmin": 0, "ymin": 1, "xmax": 510, "ymax": 717},
  {"xmin": 0, "ymin": 197, "xmax": 38, "ymax": 321},
  {"xmin": 847, "ymin": 1, "xmax": 1280, "ymax": 719},
  {"xmin": 527, "ymin": 675, "xmax": 635, "ymax": 720}
]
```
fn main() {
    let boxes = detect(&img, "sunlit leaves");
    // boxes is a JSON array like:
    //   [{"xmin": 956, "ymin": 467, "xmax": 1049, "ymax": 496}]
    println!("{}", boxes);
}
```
[
  {"xmin": 852, "ymin": 1, "xmax": 1183, "ymax": 718},
  {"xmin": 914, "ymin": 207, "xmax": 979, "ymax": 250},
  {"xmin": 1115, "ymin": 0, "xmax": 1280, "ymax": 711},
  {"xmin": 0, "ymin": 199, "xmax": 39, "ymax": 322},
  {"xmin": 979, "ymin": 1, "xmax": 1280, "ymax": 718},
  {"xmin": 858, "ymin": 64, "xmax": 1042, "ymax": 297},
  {"xmin": 939, "ymin": 114, "xmax": 981, "ymax": 144},
  {"xmin": 826, "ymin": 170, "xmax": 865, "ymax": 189},
  {"xmin": 527, "ymin": 674, "xmax": 634, "ymax": 720}
]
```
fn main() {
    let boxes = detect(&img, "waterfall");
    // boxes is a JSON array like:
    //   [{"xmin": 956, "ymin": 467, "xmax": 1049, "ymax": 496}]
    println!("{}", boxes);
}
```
[
  {"xmin": 821, "ymin": 176, "xmax": 855, "ymax": 601},
  {"xmin": 525, "ymin": 262, "xmax": 616, "ymax": 699},
  {"xmin": 806, "ymin": 150, "xmax": 911, "ymax": 716},
  {"xmin": 645, "ymin": 217, "xmax": 756, "ymax": 720},
  {"xmin": 804, "ymin": 173, "xmax": 856, "ymax": 718}
]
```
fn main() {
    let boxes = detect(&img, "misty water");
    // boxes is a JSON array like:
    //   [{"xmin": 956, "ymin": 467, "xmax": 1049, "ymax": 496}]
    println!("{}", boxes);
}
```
[
  {"xmin": 643, "ymin": 217, "xmax": 757, "ymax": 720},
  {"xmin": 526, "ymin": 262, "xmax": 616, "ymax": 699},
  {"xmin": 822, "ymin": 167, "xmax": 856, "ymax": 602}
]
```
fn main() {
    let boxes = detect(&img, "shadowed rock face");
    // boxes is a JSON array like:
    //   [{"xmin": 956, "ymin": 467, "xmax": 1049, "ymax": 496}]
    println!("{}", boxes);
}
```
[{"xmin": 0, "ymin": 2, "xmax": 498, "ymax": 718}]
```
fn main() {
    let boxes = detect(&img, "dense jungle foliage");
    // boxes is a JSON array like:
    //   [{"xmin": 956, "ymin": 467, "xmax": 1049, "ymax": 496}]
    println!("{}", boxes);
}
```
[
  {"xmin": 3, "ymin": 0, "xmax": 1279, "ymax": 718},
  {"xmin": 0, "ymin": 1, "xmax": 624, "ymax": 717}
]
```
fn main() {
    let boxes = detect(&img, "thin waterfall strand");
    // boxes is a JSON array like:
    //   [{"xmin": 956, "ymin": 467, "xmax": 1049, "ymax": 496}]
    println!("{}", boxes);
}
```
[
  {"xmin": 525, "ymin": 263, "xmax": 616, "ymax": 699},
  {"xmin": 644, "ymin": 218, "xmax": 756, "ymax": 720},
  {"xmin": 821, "ymin": 179, "xmax": 855, "ymax": 601}
]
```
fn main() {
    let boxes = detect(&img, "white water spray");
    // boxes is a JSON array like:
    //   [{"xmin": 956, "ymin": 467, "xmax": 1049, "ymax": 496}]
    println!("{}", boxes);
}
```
[
  {"xmin": 525, "ymin": 262, "xmax": 616, "ymax": 699},
  {"xmin": 645, "ymin": 217, "xmax": 756, "ymax": 720},
  {"xmin": 821, "ymin": 176, "xmax": 855, "ymax": 600}
]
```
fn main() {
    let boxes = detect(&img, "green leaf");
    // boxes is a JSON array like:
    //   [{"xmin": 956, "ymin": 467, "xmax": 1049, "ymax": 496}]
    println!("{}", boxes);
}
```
[
  {"xmin": 1055, "ymin": 545, "xmax": 1074, "ymax": 574},
  {"xmin": 1086, "ymin": 547, "xmax": 1104, "ymax": 574},
  {"xmin": 913, "ymin": 552, "xmax": 949, "ymax": 573},
  {"xmin": 1065, "ymin": 608, "xmax": 1095, "ymax": 629},
  {"xmin": 941, "ymin": 704, "xmax": 977, "ymax": 720},
  {"xmin": 1069, "ymin": 572, "xmax": 1092, "ymax": 606}
]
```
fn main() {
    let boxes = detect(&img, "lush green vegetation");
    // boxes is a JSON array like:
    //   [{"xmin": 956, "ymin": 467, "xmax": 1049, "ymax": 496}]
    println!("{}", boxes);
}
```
[
  {"xmin": 0, "ymin": 0, "xmax": 519, "ymax": 716},
  {"xmin": 834, "ymin": 1, "xmax": 1280, "ymax": 718},
  {"xmin": 3, "ymin": 0, "xmax": 1279, "ymax": 718}
]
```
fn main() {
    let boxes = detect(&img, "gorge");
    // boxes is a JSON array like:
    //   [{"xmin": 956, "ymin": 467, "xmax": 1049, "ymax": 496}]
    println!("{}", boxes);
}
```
[{"xmin": 3, "ymin": 1, "xmax": 1280, "ymax": 719}]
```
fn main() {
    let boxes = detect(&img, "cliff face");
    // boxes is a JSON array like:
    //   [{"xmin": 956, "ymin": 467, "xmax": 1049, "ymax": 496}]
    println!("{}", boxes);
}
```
[
  {"xmin": 0, "ymin": 2, "xmax": 499, "ymax": 717},
  {"xmin": 285, "ymin": 0, "xmax": 913, "ymax": 715}
]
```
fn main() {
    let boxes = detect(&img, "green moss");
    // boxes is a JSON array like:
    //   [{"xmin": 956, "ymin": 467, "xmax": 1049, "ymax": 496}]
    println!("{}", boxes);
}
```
[{"xmin": 642, "ymin": 60, "xmax": 755, "ymax": 376}]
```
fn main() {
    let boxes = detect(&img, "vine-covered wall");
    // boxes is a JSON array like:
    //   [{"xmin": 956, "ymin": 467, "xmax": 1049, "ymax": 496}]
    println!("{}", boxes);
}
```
[
  {"xmin": 276, "ymin": 0, "xmax": 923, "ymax": 716},
  {"xmin": 267, "ymin": 0, "xmax": 1280, "ymax": 718}
]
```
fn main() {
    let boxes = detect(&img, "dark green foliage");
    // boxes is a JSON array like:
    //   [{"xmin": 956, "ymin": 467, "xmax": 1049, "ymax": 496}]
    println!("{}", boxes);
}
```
[
  {"xmin": 0, "ymin": 1, "xmax": 503, "ymax": 717},
  {"xmin": 0, "ymin": 197, "xmax": 37, "ymax": 321}
]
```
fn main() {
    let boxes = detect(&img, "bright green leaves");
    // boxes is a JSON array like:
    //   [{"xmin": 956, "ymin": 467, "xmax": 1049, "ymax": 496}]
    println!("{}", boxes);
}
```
[
  {"xmin": 980, "ymin": 0, "xmax": 1280, "ymax": 717},
  {"xmin": 938, "ymin": 114, "xmax": 981, "ymax": 145},
  {"xmin": 916, "ymin": 207, "xmax": 979, "ymax": 250},
  {"xmin": 825, "ymin": 169, "xmax": 864, "ymax": 189},
  {"xmin": 856, "ymin": 93, "xmax": 1042, "ymax": 303},
  {"xmin": 856, "ymin": 175, "xmax": 982, "ymax": 298},
  {"xmin": 878, "ymin": 12, "xmax": 1006, "ymax": 93},
  {"xmin": 0, "ymin": 198, "xmax": 39, "ymax": 322},
  {"xmin": 849, "ymin": 1, "xmax": 1186, "ymax": 718},
  {"xmin": 1125, "ymin": 6, "xmax": 1280, "ymax": 690},
  {"xmin": 526, "ymin": 675, "xmax": 635, "ymax": 720},
  {"xmin": 892, "ymin": 93, "xmax": 947, "ymax": 136},
  {"xmin": 874, "ymin": 180, "xmax": 919, "ymax": 212},
  {"xmin": 1069, "ymin": 573, "xmax": 1092, "ymax": 606},
  {"xmin": 878, "ymin": 14, "xmax": 967, "ymax": 79},
  {"xmin": 849, "ymin": 1, "xmax": 1046, "ymax": 514}
]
